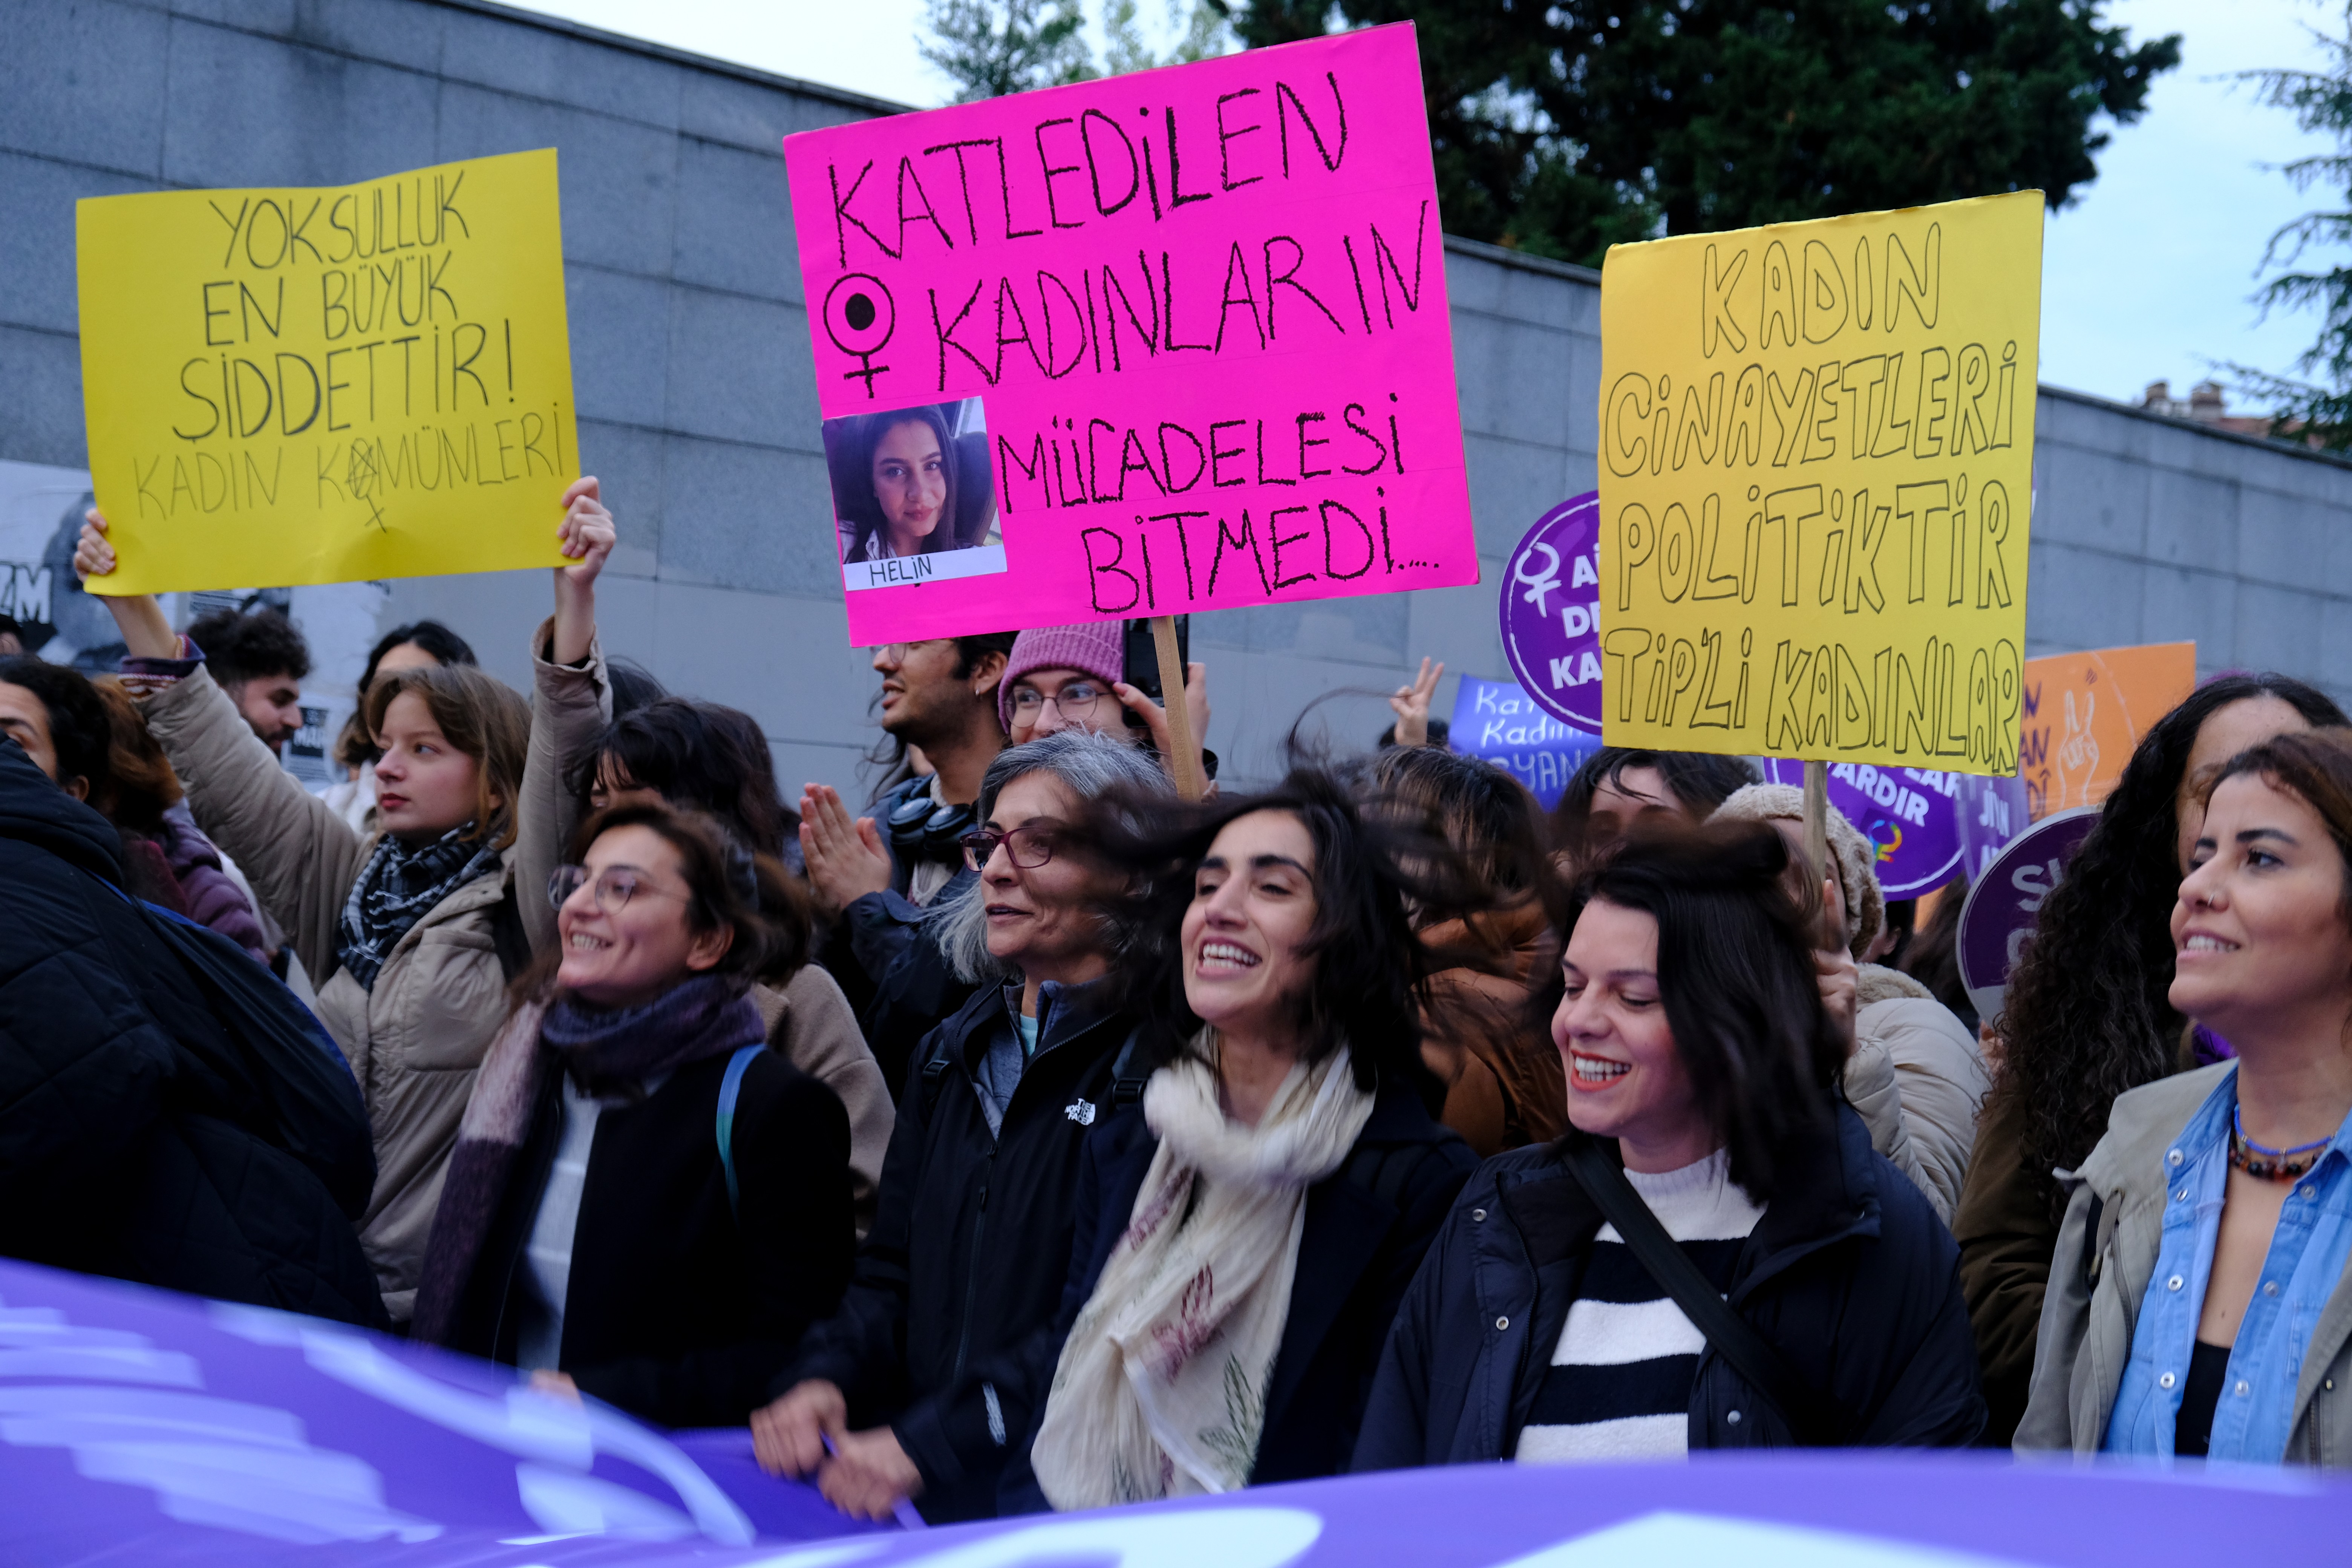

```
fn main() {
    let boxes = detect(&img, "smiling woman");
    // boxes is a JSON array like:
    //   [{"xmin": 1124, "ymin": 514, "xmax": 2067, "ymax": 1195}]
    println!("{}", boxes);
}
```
[
  {"xmin": 1356, "ymin": 821, "xmax": 1986, "ymax": 1471},
  {"xmin": 68, "ymin": 478, "xmax": 615, "ymax": 1328},
  {"xmin": 2021, "ymin": 728, "xmax": 2352, "ymax": 1467},
  {"xmin": 412, "ymin": 800, "xmax": 853, "ymax": 1430},
  {"xmin": 998, "ymin": 767, "xmax": 1476, "ymax": 1512},
  {"xmin": 750, "ymin": 730, "xmax": 1174, "ymax": 1526}
]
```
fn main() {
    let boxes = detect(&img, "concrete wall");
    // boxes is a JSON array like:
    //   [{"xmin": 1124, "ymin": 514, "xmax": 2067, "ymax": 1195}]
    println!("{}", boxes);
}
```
[
  {"xmin": 2030, "ymin": 389, "xmax": 2352, "ymax": 715},
  {"xmin": 6, "ymin": 0, "xmax": 2350, "ymax": 797}
]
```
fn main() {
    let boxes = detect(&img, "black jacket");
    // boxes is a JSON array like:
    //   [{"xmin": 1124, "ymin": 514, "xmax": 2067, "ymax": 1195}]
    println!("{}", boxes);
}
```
[
  {"xmin": 815, "ymin": 773, "xmax": 979, "ymax": 1096},
  {"xmin": 1353, "ymin": 1104, "xmax": 1985, "ymax": 1468},
  {"xmin": 0, "ymin": 738, "xmax": 383, "ymax": 1326},
  {"xmin": 843, "ymin": 872, "xmax": 977, "ymax": 1099},
  {"xmin": 776, "ymin": 978, "xmax": 1135, "ymax": 1523},
  {"xmin": 1000, "ymin": 1073, "xmax": 1475, "ymax": 1509},
  {"xmin": 436, "ymin": 1047, "xmax": 853, "ymax": 1428}
]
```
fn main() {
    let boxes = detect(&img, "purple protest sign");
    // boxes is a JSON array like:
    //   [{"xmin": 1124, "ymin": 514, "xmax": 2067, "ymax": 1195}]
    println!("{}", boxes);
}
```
[
  {"xmin": 1958, "ymin": 805, "xmax": 2101, "ymax": 1022},
  {"xmin": 1499, "ymin": 492, "xmax": 1602, "ymax": 733},
  {"xmin": 1757, "ymin": 759, "xmax": 2031, "ymax": 900},
  {"xmin": 1448, "ymin": 675, "xmax": 1602, "ymax": 809}
]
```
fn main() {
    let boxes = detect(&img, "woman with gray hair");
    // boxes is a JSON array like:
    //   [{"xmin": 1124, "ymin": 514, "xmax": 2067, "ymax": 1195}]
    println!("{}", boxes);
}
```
[
  {"xmin": 753, "ymin": 729, "xmax": 1171, "ymax": 1524},
  {"xmin": 928, "ymin": 729, "xmax": 1161, "ymax": 993}
]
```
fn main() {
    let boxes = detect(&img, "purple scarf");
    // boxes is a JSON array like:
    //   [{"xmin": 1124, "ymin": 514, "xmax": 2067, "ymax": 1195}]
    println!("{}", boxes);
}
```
[{"xmin": 411, "ymin": 975, "xmax": 764, "ymax": 1344}]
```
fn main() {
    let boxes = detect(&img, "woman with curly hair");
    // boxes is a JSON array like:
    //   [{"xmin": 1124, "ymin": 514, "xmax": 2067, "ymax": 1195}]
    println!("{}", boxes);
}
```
[
  {"xmin": 2020, "ymin": 729, "xmax": 2352, "ymax": 1464},
  {"xmin": 1957, "ymin": 672, "xmax": 2346, "ymax": 1444}
]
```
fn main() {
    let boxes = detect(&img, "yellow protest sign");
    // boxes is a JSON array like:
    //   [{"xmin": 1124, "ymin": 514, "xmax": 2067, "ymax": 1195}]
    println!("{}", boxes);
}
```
[
  {"xmin": 1597, "ymin": 191, "xmax": 2041, "ymax": 774},
  {"xmin": 77, "ymin": 149, "xmax": 577, "ymax": 595}
]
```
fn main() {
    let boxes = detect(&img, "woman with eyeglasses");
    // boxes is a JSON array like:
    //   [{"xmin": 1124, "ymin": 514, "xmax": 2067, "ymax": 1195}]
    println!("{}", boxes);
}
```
[
  {"xmin": 508, "ymin": 512, "xmax": 894, "ymax": 1237},
  {"xmin": 74, "ymin": 481, "xmax": 609, "ymax": 1329},
  {"xmin": 753, "ymin": 730, "xmax": 1172, "ymax": 1524},
  {"xmin": 839, "ymin": 621, "xmax": 1213, "ymax": 1148},
  {"xmin": 996, "ymin": 622, "xmax": 1212, "ymax": 788},
  {"xmin": 412, "ymin": 801, "xmax": 854, "ymax": 1430}
]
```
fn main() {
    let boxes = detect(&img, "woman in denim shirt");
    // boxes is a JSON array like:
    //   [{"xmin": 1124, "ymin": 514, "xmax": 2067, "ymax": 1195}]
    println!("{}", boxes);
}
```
[{"xmin": 2020, "ymin": 729, "xmax": 2352, "ymax": 1464}]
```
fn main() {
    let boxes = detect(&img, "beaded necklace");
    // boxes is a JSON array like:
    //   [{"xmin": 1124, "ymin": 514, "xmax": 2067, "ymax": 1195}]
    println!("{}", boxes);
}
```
[{"xmin": 2228, "ymin": 1106, "xmax": 2332, "ymax": 1184}]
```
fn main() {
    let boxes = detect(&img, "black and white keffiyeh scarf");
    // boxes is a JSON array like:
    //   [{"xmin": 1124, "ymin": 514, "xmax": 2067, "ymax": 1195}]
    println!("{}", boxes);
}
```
[{"xmin": 335, "ymin": 825, "xmax": 502, "ymax": 991}]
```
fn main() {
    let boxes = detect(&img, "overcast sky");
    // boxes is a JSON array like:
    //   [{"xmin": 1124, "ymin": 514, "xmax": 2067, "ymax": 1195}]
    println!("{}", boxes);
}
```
[{"xmin": 517, "ymin": 0, "xmax": 2344, "ymax": 411}]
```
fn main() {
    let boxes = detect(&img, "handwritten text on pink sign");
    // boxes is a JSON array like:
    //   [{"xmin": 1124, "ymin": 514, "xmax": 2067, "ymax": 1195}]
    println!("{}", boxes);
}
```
[{"xmin": 783, "ymin": 24, "xmax": 1477, "ymax": 643}]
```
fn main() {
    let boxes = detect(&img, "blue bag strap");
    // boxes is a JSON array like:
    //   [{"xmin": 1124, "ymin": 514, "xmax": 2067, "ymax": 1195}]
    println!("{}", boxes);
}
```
[{"xmin": 717, "ymin": 1043, "xmax": 764, "ymax": 1219}]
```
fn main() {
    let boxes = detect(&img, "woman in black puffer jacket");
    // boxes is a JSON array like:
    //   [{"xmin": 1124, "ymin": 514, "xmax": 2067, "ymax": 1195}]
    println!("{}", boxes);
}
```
[{"xmin": 1355, "ymin": 823, "xmax": 1982, "ymax": 1470}]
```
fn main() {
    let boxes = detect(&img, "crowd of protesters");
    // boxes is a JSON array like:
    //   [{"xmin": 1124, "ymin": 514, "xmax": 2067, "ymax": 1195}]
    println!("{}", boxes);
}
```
[{"xmin": 0, "ymin": 478, "xmax": 2347, "ymax": 1526}]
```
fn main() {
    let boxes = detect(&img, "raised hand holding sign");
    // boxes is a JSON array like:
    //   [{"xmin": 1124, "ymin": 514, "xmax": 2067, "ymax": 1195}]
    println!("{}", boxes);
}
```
[{"xmin": 74, "ymin": 149, "xmax": 577, "ymax": 594}]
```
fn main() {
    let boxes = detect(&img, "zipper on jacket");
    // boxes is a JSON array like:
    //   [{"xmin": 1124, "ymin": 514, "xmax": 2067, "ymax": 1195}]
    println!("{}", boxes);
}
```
[
  {"xmin": 940, "ymin": 1000, "xmax": 1115, "ymax": 1387},
  {"xmin": 951, "ymin": 1148, "xmax": 995, "ymax": 1386}
]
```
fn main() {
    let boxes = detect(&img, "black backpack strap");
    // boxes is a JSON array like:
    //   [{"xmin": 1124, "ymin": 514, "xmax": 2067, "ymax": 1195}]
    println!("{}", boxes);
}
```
[
  {"xmin": 1108, "ymin": 1027, "xmax": 1152, "ymax": 1108},
  {"xmin": 489, "ymin": 878, "xmax": 533, "ymax": 984},
  {"xmin": 915, "ymin": 1031, "xmax": 958, "ymax": 1118},
  {"xmin": 1561, "ymin": 1138, "xmax": 1839, "ymax": 1445}
]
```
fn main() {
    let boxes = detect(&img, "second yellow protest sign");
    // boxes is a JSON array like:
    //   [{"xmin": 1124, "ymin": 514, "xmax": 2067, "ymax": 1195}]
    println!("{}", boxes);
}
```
[
  {"xmin": 77, "ymin": 149, "xmax": 577, "ymax": 595},
  {"xmin": 1597, "ymin": 191, "xmax": 2041, "ymax": 775}
]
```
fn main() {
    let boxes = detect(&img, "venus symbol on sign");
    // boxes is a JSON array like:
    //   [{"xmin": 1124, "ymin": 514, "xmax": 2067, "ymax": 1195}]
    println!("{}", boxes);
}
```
[
  {"xmin": 1514, "ymin": 541, "xmax": 1563, "ymax": 616},
  {"xmin": 822, "ymin": 273, "xmax": 896, "ymax": 399}
]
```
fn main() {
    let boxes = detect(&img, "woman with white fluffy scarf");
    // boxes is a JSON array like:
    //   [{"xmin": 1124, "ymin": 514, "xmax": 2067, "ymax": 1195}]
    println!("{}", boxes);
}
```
[
  {"xmin": 1710, "ymin": 785, "xmax": 1990, "ymax": 1225},
  {"xmin": 1001, "ymin": 770, "xmax": 1476, "ymax": 1510}
]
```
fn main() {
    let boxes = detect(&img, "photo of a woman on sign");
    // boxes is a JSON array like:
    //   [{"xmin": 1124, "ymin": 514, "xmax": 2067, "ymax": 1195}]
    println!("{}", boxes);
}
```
[{"xmin": 825, "ymin": 398, "xmax": 1006, "ymax": 592}]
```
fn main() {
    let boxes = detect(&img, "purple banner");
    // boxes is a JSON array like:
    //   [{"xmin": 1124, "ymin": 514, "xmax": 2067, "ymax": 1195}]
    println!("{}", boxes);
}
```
[
  {"xmin": 1958, "ymin": 805, "xmax": 2102, "ymax": 1022},
  {"xmin": 0, "ymin": 1258, "xmax": 887, "ymax": 1564},
  {"xmin": 1499, "ymin": 492, "xmax": 1603, "ymax": 733},
  {"xmin": 1756, "ymin": 759, "xmax": 2032, "ymax": 900},
  {"xmin": 5, "ymin": 1259, "xmax": 2347, "ymax": 1566}
]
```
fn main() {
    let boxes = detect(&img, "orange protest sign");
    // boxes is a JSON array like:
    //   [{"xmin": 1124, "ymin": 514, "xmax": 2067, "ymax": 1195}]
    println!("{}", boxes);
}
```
[{"xmin": 2019, "ymin": 642, "xmax": 2196, "ymax": 819}]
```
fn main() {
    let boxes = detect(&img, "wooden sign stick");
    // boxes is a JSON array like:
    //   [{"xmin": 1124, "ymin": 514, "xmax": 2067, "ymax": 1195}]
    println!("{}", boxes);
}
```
[
  {"xmin": 1802, "ymin": 758, "xmax": 1833, "ymax": 945},
  {"xmin": 1152, "ymin": 614, "xmax": 1206, "ymax": 802}
]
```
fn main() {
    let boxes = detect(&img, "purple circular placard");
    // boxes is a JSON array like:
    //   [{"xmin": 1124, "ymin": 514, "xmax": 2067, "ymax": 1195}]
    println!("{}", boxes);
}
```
[
  {"xmin": 1499, "ymin": 491, "xmax": 1602, "ymax": 733},
  {"xmin": 1753, "ymin": 760, "xmax": 2034, "ymax": 900},
  {"xmin": 1957, "ymin": 805, "xmax": 2101, "ymax": 1021}
]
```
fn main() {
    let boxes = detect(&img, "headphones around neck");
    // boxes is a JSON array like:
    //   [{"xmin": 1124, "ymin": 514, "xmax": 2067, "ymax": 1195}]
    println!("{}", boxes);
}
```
[{"xmin": 884, "ymin": 775, "xmax": 975, "ymax": 867}]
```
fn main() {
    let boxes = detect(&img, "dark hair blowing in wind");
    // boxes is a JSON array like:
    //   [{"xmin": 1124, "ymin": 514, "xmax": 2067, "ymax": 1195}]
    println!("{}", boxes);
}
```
[
  {"xmin": 569, "ymin": 697, "xmax": 801, "ymax": 858},
  {"xmin": 1080, "ymin": 766, "xmax": 1465, "ymax": 1099},
  {"xmin": 1993, "ymin": 672, "xmax": 2347, "ymax": 1220}
]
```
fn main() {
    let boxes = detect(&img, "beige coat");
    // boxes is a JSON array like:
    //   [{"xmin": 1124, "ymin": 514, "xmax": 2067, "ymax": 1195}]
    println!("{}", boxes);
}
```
[
  {"xmin": 140, "ymin": 668, "xmax": 515, "ymax": 1324},
  {"xmin": 515, "ymin": 618, "xmax": 894, "ymax": 1232},
  {"xmin": 2018, "ymin": 1062, "xmax": 2352, "ymax": 1463},
  {"xmin": 1843, "ymin": 965, "xmax": 1990, "ymax": 1226}
]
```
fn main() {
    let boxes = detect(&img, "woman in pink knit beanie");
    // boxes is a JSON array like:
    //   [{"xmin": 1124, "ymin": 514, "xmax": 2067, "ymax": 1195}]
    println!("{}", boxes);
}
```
[{"xmin": 998, "ymin": 622, "xmax": 1210, "ymax": 784}]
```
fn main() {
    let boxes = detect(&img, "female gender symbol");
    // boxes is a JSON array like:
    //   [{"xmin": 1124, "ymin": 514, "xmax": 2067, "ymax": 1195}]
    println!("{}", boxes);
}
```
[{"xmin": 822, "ymin": 273, "xmax": 896, "ymax": 397}]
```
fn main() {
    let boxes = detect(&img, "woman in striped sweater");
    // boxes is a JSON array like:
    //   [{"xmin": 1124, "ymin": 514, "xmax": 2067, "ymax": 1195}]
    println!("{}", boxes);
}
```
[{"xmin": 1355, "ymin": 821, "xmax": 1984, "ymax": 1467}]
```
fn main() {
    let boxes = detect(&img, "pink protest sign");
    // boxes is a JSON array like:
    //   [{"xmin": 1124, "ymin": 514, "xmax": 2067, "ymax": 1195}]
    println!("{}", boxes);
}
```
[{"xmin": 782, "ymin": 24, "xmax": 1477, "ymax": 644}]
